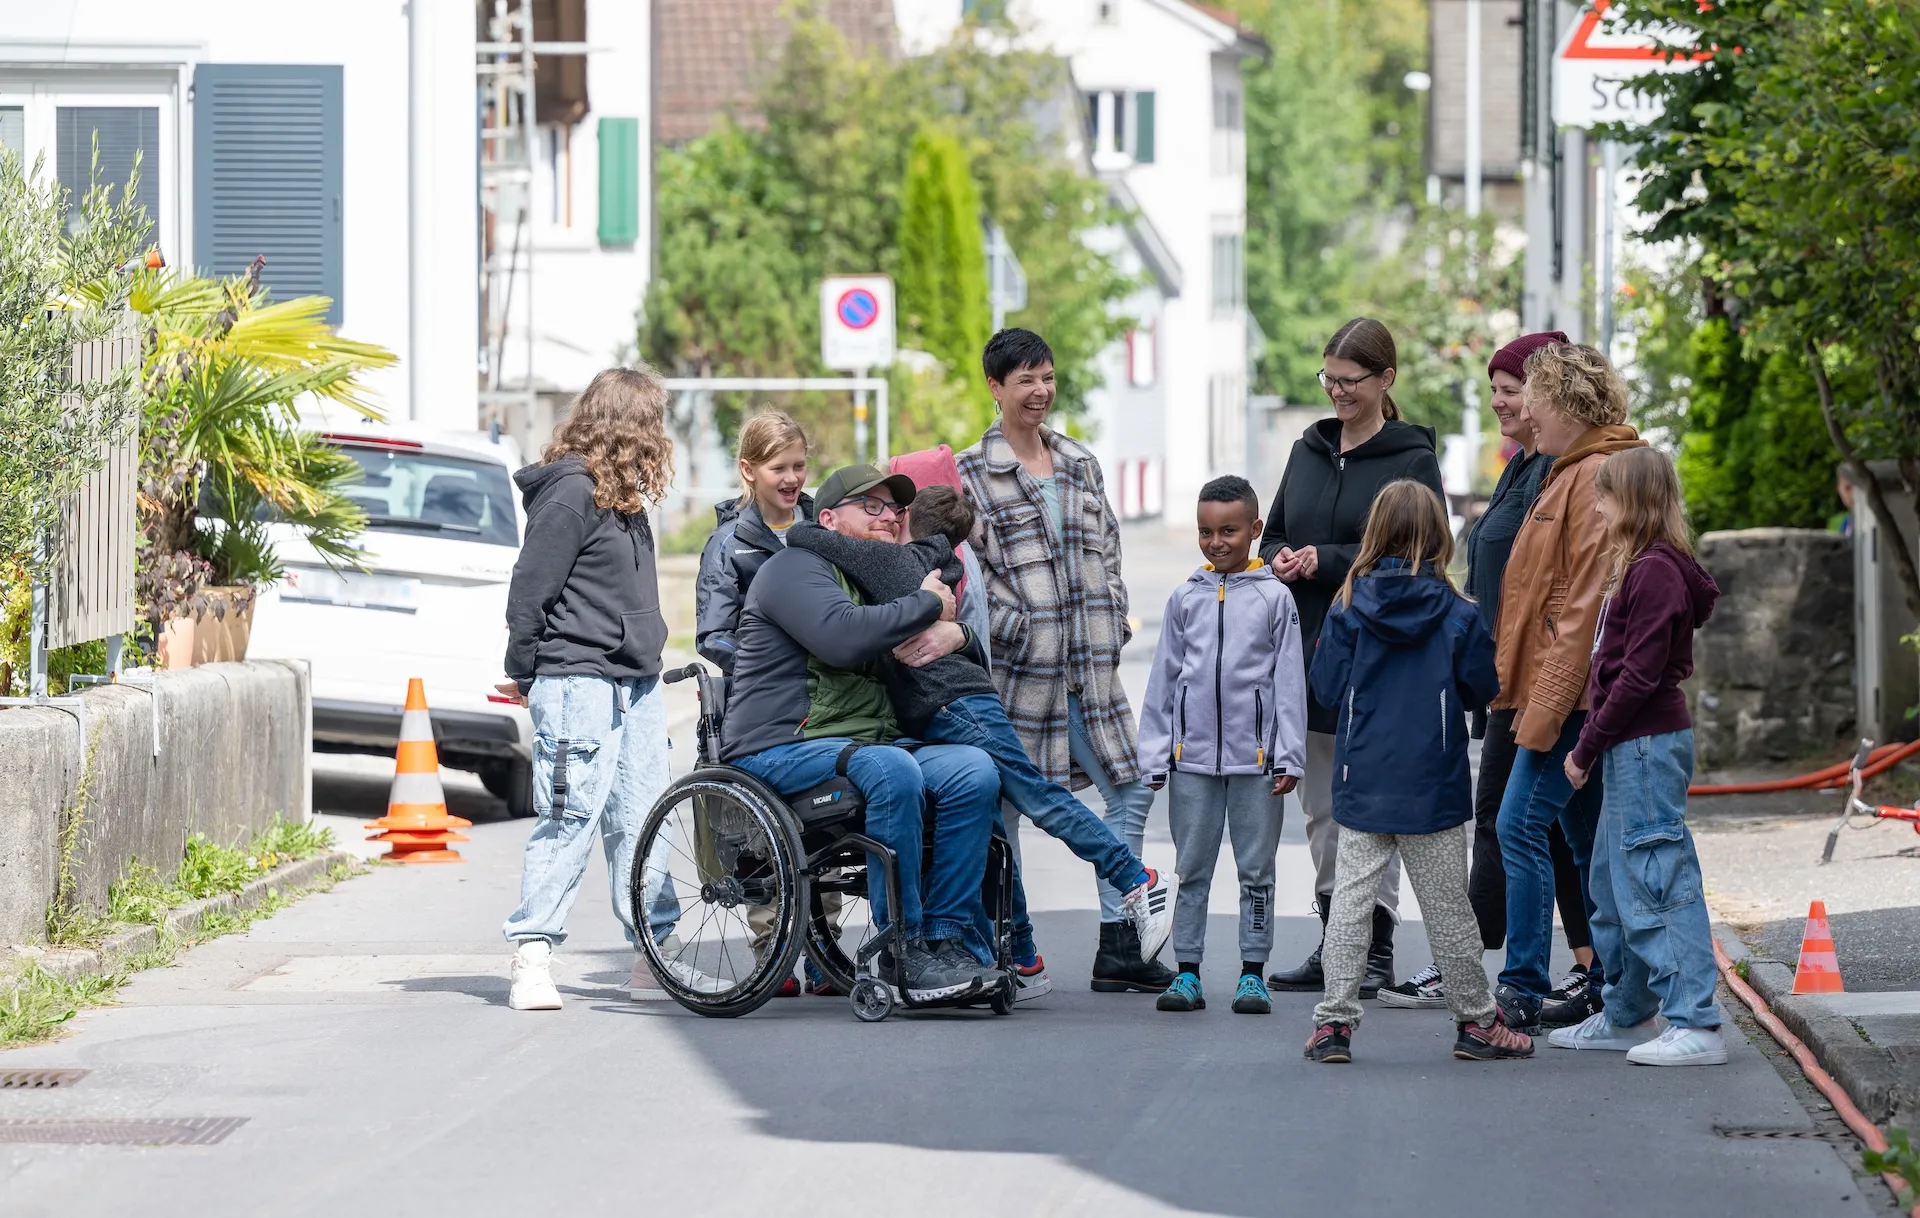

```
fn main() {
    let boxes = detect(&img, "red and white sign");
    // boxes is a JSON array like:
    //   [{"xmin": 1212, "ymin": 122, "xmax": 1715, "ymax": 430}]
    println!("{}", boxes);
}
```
[
  {"xmin": 1554, "ymin": 0, "xmax": 1705, "ymax": 129},
  {"xmin": 820, "ymin": 275, "xmax": 895, "ymax": 371}
]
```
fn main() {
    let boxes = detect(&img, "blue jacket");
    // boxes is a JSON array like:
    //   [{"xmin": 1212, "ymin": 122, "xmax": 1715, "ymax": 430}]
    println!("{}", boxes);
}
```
[{"xmin": 1308, "ymin": 558, "xmax": 1499, "ymax": 835}]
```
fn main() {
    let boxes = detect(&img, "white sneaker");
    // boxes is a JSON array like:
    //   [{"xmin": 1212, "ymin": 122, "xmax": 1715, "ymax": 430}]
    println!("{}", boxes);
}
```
[
  {"xmin": 1627, "ymin": 1024, "xmax": 1728, "ymax": 1066},
  {"xmin": 508, "ymin": 940, "xmax": 562, "ymax": 1010},
  {"xmin": 1547, "ymin": 1009, "xmax": 1663, "ymax": 1051},
  {"xmin": 1122, "ymin": 868, "xmax": 1176, "ymax": 963},
  {"xmin": 1013, "ymin": 956, "xmax": 1053, "ymax": 1004}
]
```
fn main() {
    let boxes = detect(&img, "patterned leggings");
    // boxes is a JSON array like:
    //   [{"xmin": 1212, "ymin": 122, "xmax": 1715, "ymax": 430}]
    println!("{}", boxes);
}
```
[{"xmin": 1314, "ymin": 823, "xmax": 1497, "ymax": 1029}]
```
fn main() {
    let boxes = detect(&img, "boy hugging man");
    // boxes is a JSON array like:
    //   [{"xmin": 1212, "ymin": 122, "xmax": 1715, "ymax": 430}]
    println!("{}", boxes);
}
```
[
  {"xmin": 785, "ymin": 482, "xmax": 1174, "ymax": 999},
  {"xmin": 1139, "ymin": 476, "xmax": 1308, "ymax": 1015}
]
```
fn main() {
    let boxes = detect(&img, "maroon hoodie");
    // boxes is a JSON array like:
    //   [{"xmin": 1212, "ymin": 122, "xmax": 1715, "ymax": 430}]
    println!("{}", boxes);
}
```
[{"xmin": 1569, "ymin": 542, "xmax": 1720, "ymax": 772}]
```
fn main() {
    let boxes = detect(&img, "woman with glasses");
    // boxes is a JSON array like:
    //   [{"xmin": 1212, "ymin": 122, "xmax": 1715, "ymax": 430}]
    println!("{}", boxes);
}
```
[{"xmin": 1259, "ymin": 318, "xmax": 1445, "ymax": 999}]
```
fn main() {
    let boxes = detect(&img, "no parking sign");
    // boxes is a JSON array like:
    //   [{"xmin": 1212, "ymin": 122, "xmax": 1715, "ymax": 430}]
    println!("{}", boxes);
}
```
[{"xmin": 820, "ymin": 275, "xmax": 895, "ymax": 371}]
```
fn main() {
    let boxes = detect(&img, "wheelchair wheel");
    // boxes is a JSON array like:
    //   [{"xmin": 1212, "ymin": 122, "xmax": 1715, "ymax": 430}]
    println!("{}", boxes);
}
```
[
  {"xmin": 801, "ymin": 864, "xmax": 876, "ymax": 997},
  {"xmin": 629, "ymin": 769, "xmax": 807, "ymax": 1018},
  {"xmin": 849, "ymin": 977, "xmax": 894, "ymax": 1023}
]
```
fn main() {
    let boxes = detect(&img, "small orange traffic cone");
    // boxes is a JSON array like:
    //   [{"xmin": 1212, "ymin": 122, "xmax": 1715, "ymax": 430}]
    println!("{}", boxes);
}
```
[
  {"xmin": 1791, "ymin": 900, "xmax": 1845, "ymax": 994},
  {"xmin": 365, "ymin": 678, "xmax": 472, "ymax": 864}
]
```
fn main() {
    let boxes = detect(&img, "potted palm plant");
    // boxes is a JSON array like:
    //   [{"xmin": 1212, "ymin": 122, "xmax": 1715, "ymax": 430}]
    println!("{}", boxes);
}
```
[{"xmin": 132, "ymin": 259, "xmax": 394, "ymax": 667}]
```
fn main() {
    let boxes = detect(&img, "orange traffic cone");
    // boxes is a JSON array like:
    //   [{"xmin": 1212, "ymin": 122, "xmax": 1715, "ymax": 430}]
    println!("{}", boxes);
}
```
[
  {"xmin": 365, "ymin": 678, "xmax": 472, "ymax": 864},
  {"xmin": 1791, "ymin": 900, "xmax": 1845, "ymax": 994}
]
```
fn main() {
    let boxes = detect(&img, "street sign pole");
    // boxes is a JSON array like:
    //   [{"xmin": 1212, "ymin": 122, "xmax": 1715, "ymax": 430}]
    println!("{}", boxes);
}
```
[{"xmin": 854, "ymin": 367, "xmax": 870, "ymax": 465}]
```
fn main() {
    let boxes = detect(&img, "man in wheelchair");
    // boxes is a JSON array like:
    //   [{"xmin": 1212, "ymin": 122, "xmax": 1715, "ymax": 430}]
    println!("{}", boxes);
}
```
[{"xmin": 721, "ymin": 464, "xmax": 1002, "ymax": 1003}]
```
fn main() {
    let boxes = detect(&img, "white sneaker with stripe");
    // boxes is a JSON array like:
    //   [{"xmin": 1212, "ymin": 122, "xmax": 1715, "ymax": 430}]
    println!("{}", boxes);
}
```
[
  {"xmin": 1626, "ymin": 1024, "xmax": 1728, "ymax": 1066},
  {"xmin": 1122, "ymin": 868, "xmax": 1176, "ymax": 962}
]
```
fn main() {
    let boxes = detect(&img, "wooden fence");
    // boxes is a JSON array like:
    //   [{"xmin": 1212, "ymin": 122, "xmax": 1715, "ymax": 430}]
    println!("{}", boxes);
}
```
[{"xmin": 48, "ymin": 319, "xmax": 141, "ymax": 650}]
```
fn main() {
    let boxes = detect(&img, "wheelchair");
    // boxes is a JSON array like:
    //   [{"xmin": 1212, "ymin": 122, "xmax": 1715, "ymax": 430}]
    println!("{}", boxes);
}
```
[{"xmin": 628, "ymin": 662, "xmax": 1018, "ymax": 1022}]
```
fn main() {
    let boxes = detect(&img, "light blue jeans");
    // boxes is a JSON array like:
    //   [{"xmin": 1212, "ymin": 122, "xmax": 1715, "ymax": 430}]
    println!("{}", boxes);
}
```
[
  {"xmin": 503, "ymin": 674, "xmax": 670, "ymax": 948},
  {"xmin": 1589, "ymin": 729, "xmax": 1723, "ymax": 1029},
  {"xmin": 1070, "ymin": 694, "xmax": 1156, "ymax": 923}
]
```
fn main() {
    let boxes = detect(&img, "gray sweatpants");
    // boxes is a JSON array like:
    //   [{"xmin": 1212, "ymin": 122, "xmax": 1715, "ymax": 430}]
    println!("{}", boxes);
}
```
[
  {"xmin": 1302, "ymin": 731, "xmax": 1401, "ymax": 917},
  {"xmin": 1314, "ymin": 823, "xmax": 1496, "ymax": 1029},
  {"xmin": 1168, "ymin": 773, "xmax": 1284, "ymax": 965}
]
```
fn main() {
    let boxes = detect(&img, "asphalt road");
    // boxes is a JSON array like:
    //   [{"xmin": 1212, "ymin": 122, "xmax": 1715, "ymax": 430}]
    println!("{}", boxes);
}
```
[{"xmin": 0, "ymin": 524, "xmax": 1894, "ymax": 1217}]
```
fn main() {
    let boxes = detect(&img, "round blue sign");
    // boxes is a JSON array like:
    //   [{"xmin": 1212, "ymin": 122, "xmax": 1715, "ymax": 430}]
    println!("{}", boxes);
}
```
[{"xmin": 836, "ymin": 288, "xmax": 880, "ymax": 331}]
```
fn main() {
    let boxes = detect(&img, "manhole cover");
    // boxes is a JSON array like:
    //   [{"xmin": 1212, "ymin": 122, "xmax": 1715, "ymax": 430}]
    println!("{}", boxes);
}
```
[
  {"xmin": 0, "ymin": 1117, "xmax": 248, "ymax": 1146},
  {"xmin": 1714, "ymin": 1126, "xmax": 1858, "ymax": 1145},
  {"xmin": 0, "ymin": 1069, "xmax": 87, "ymax": 1089}
]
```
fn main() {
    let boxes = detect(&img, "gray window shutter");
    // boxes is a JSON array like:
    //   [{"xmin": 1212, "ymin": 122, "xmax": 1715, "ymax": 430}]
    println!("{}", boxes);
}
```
[
  {"xmin": 57, "ymin": 107, "xmax": 160, "ymax": 226},
  {"xmin": 193, "ymin": 64, "xmax": 343, "ymax": 323},
  {"xmin": 1132, "ymin": 91, "xmax": 1155, "ymax": 164}
]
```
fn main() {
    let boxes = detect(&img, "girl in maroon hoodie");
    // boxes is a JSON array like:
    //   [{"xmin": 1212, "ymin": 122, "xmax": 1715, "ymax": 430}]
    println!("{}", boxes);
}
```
[{"xmin": 1554, "ymin": 449, "xmax": 1726, "ymax": 1066}]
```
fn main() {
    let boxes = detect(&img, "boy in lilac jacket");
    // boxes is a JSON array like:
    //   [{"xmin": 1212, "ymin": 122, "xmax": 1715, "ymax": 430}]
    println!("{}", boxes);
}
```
[{"xmin": 1139, "ymin": 477, "xmax": 1308, "ymax": 1015}]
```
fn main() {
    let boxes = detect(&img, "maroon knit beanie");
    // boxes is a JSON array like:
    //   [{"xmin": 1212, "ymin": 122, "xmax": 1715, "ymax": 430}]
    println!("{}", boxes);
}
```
[{"xmin": 1488, "ymin": 331, "xmax": 1569, "ymax": 383}]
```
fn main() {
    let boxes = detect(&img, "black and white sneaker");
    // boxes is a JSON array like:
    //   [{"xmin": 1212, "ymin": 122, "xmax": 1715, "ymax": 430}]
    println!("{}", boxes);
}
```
[
  {"xmin": 1547, "ymin": 966, "xmax": 1591, "ymax": 1004},
  {"xmin": 1495, "ymin": 983, "xmax": 1543, "ymax": 1036},
  {"xmin": 1541, "ymin": 969, "xmax": 1604, "ymax": 1028},
  {"xmin": 1121, "ymin": 868, "xmax": 1176, "ymax": 963},
  {"xmin": 1376, "ymin": 962, "xmax": 1447, "ymax": 1009}
]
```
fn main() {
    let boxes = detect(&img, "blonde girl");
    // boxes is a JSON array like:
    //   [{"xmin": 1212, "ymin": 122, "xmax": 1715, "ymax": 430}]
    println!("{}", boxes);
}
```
[
  {"xmin": 1554, "ymin": 448, "xmax": 1727, "ymax": 1065},
  {"xmin": 500, "ymin": 366, "xmax": 676, "ymax": 1010},
  {"xmin": 1302, "ymin": 480, "xmax": 1531, "ymax": 1064},
  {"xmin": 695, "ymin": 411, "xmax": 812, "ymax": 674}
]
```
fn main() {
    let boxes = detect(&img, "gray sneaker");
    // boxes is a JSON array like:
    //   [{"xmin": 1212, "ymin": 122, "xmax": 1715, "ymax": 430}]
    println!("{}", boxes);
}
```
[
  {"xmin": 930, "ymin": 938, "xmax": 1000, "ymax": 989},
  {"xmin": 900, "ymin": 939, "xmax": 984, "ymax": 1002}
]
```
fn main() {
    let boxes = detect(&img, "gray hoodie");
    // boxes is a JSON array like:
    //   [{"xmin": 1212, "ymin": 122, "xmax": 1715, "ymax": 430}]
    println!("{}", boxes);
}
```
[{"xmin": 1139, "ymin": 560, "xmax": 1308, "ymax": 783}]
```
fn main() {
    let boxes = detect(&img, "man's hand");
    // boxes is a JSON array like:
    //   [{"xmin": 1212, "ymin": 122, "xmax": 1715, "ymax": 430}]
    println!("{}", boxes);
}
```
[
  {"xmin": 894, "ymin": 620, "xmax": 966, "ymax": 668},
  {"xmin": 920, "ymin": 569, "xmax": 957, "ymax": 622},
  {"xmin": 1563, "ymin": 755, "xmax": 1589, "ymax": 790},
  {"xmin": 492, "ymin": 681, "xmax": 528, "ymax": 707},
  {"xmin": 1271, "ymin": 773, "xmax": 1299, "ymax": 796}
]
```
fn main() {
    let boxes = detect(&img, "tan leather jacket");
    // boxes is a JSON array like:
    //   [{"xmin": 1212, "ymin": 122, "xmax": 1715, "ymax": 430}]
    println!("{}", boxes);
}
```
[{"xmin": 1491, "ymin": 424, "xmax": 1646, "ymax": 750}]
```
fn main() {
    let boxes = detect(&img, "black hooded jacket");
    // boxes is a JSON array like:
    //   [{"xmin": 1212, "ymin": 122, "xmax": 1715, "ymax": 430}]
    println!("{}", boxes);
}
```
[
  {"xmin": 1259, "ymin": 417, "xmax": 1446, "ymax": 733},
  {"xmin": 694, "ymin": 494, "xmax": 816, "ymax": 673},
  {"xmin": 504, "ymin": 457, "xmax": 666, "ymax": 693}
]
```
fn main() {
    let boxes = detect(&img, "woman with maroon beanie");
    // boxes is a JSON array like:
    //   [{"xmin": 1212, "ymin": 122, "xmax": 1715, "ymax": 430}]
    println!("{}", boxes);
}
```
[
  {"xmin": 1378, "ymin": 331, "xmax": 1600, "ymax": 1017},
  {"xmin": 1553, "ymin": 447, "xmax": 1725, "ymax": 1066}
]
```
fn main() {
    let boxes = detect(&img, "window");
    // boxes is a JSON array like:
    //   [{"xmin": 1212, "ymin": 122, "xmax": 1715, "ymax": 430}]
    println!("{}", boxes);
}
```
[
  {"xmin": 1082, "ymin": 89, "xmax": 1154, "ymax": 165},
  {"xmin": 1211, "ymin": 82, "xmax": 1243, "ymax": 175},
  {"xmin": 0, "ymin": 107, "xmax": 22, "ymax": 160},
  {"xmin": 597, "ymin": 116, "xmax": 641, "ymax": 246},
  {"xmin": 1126, "ymin": 324, "xmax": 1156, "ymax": 387},
  {"xmin": 1212, "ymin": 232, "xmax": 1244, "ymax": 315},
  {"xmin": 333, "ymin": 444, "xmax": 520, "ymax": 548},
  {"xmin": 57, "ymin": 106, "xmax": 160, "ymax": 229},
  {"xmin": 193, "ymin": 64, "xmax": 343, "ymax": 321},
  {"xmin": 1094, "ymin": 0, "xmax": 1118, "ymax": 21}
]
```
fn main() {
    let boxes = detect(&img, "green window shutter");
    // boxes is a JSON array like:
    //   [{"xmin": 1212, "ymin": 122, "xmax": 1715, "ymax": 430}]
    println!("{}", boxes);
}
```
[
  {"xmin": 1133, "ymin": 91, "xmax": 1155, "ymax": 164},
  {"xmin": 598, "ymin": 117, "xmax": 640, "ymax": 246},
  {"xmin": 193, "ymin": 64, "xmax": 344, "ymax": 323}
]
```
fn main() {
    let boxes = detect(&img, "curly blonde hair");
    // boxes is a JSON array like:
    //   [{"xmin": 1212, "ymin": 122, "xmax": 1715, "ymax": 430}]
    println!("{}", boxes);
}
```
[
  {"xmin": 544, "ymin": 366, "xmax": 675, "ymax": 514},
  {"xmin": 1521, "ymin": 342, "xmax": 1629, "ymax": 429}
]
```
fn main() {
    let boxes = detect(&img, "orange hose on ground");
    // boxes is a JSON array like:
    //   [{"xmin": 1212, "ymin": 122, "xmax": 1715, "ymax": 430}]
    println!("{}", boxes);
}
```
[
  {"xmin": 1714, "ymin": 939, "xmax": 1918, "ymax": 1216},
  {"xmin": 1689, "ymin": 738, "xmax": 1920, "ymax": 796}
]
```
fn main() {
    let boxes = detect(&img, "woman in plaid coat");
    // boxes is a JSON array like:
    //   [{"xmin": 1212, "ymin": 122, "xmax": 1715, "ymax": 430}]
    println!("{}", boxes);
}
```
[{"xmin": 957, "ymin": 329, "xmax": 1172, "ymax": 994}]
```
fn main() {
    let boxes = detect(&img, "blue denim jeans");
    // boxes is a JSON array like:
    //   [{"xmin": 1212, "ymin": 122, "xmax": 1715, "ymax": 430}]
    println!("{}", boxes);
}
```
[
  {"xmin": 1067, "ymin": 694, "xmax": 1157, "ymax": 922},
  {"xmin": 1495, "ymin": 710, "xmax": 1606, "ymax": 1001},
  {"xmin": 504, "ymin": 674, "xmax": 670, "ymax": 948},
  {"xmin": 1589, "ymin": 729, "xmax": 1722, "ymax": 1029},
  {"xmin": 928, "ymin": 693, "xmax": 1149, "ymax": 962},
  {"xmin": 733, "ymin": 738, "xmax": 997, "ymax": 945}
]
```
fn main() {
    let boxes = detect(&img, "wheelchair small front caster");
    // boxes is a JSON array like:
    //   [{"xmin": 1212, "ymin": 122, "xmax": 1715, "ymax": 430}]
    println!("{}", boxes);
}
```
[{"xmin": 850, "ymin": 978, "xmax": 894, "ymax": 1023}]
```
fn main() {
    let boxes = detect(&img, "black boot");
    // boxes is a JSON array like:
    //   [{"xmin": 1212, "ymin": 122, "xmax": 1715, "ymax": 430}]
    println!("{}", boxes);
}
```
[
  {"xmin": 1361, "ymin": 905, "xmax": 1395, "ymax": 998},
  {"xmin": 1091, "ymin": 921, "xmax": 1177, "ymax": 992},
  {"xmin": 1267, "ymin": 894, "xmax": 1330, "ymax": 991}
]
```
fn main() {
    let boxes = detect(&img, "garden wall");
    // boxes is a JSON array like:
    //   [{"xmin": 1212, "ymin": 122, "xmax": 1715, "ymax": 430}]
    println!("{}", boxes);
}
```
[
  {"xmin": 1688, "ymin": 528, "xmax": 1855, "ymax": 768},
  {"xmin": 0, "ymin": 661, "xmax": 311, "ymax": 946}
]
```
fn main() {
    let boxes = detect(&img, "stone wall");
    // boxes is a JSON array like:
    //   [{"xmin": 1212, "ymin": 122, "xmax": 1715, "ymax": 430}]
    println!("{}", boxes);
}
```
[
  {"xmin": 1688, "ymin": 529, "xmax": 1854, "ymax": 768},
  {"xmin": 0, "ymin": 661, "xmax": 311, "ymax": 947}
]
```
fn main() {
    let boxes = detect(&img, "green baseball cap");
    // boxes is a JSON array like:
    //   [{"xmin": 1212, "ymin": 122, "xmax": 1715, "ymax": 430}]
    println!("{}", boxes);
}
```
[{"xmin": 816, "ymin": 464, "xmax": 917, "ymax": 512}]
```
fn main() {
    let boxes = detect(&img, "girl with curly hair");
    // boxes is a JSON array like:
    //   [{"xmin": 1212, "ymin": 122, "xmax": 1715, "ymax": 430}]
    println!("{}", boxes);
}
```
[{"xmin": 498, "ymin": 366, "xmax": 676, "ymax": 1010}]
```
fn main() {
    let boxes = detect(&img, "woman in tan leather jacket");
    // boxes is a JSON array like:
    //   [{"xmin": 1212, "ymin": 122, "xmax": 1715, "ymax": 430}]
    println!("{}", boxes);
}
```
[{"xmin": 1488, "ymin": 344, "xmax": 1646, "ymax": 1034}]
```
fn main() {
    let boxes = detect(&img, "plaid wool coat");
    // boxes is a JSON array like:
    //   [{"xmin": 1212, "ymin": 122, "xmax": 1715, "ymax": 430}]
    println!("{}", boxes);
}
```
[{"xmin": 957, "ymin": 422, "xmax": 1140, "ymax": 789}]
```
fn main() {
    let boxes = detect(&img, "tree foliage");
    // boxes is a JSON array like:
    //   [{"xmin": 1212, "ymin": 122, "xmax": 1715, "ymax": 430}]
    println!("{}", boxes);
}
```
[
  {"xmin": 897, "ymin": 124, "xmax": 992, "ymax": 443},
  {"xmin": 639, "ymin": 9, "xmax": 1131, "ymax": 465},
  {"xmin": 1609, "ymin": 0, "xmax": 1920, "ymax": 614}
]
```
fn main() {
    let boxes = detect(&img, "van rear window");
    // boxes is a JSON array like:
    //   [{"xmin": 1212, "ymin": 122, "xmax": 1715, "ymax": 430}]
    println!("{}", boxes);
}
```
[{"xmin": 335, "ymin": 445, "xmax": 519, "ymax": 547}]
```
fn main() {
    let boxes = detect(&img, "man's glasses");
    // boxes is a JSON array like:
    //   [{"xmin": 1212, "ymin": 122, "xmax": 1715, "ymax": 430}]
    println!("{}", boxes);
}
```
[
  {"xmin": 1318, "ymin": 369, "xmax": 1383, "ymax": 393},
  {"xmin": 833, "ymin": 494, "xmax": 904, "ymax": 519}
]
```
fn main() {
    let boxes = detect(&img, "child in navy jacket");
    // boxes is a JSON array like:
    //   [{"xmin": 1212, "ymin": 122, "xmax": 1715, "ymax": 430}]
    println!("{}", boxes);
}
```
[{"xmin": 1302, "ymin": 480, "xmax": 1533, "ymax": 1064}]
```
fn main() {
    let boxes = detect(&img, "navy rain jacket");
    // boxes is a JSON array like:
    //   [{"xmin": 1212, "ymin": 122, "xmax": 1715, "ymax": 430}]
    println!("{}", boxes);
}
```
[{"xmin": 1308, "ymin": 558, "xmax": 1499, "ymax": 835}]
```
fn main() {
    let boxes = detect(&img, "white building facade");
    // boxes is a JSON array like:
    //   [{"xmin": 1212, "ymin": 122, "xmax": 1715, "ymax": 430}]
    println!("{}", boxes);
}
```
[{"xmin": 895, "ymin": 0, "xmax": 1263, "ymax": 515}]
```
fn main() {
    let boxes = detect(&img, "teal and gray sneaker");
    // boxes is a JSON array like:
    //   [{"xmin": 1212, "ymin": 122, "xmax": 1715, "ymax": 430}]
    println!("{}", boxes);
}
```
[
  {"xmin": 1230, "ymin": 973, "xmax": 1272, "ymax": 1014},
  {"xmin": 1156, "ymin": 971, "xmax": 1205, "ymax": 1012}
]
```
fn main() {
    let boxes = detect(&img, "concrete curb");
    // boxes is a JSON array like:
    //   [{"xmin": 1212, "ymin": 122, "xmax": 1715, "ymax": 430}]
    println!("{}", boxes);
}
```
[
  {"xmin": 1716, "ymin": 924, "xmax": 1913, "ymax": 1123},
  {"xmin": 3, "ymin": 850, "xmax": 359, "ymax": 991}
]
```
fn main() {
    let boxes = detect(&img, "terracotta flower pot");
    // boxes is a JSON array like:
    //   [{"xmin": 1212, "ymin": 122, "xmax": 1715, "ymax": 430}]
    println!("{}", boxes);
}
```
[{"xmin": 158, "ymin": 586, "xmax": 256, "ymax": 669}]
